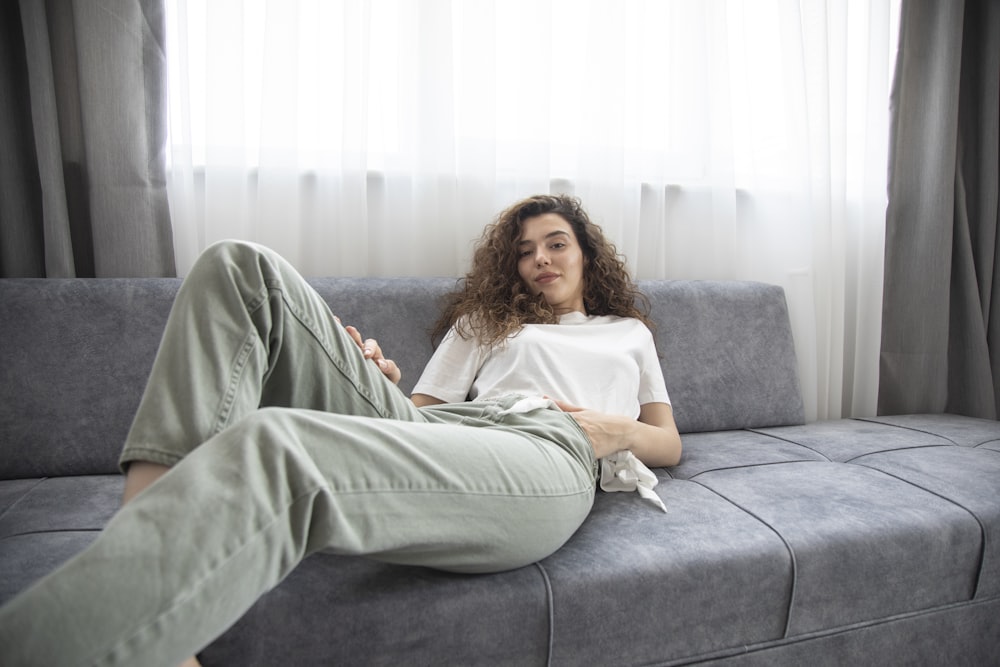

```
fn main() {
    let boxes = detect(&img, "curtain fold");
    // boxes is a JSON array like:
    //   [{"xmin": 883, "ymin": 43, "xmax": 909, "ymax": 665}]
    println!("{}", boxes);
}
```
[
  {"xmin": 0, "ymin": 0, "xmax": 174, "ymax": 278},
  {"xmin": 879, "ymin": 0, "xmax": 1000, "ymax": 418}
]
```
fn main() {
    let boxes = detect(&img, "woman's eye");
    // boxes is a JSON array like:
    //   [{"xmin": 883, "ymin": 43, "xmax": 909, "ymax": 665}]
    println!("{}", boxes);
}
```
[{"xmin": 550, "ymin": 243, "xmax": 565, "ymax": 250}]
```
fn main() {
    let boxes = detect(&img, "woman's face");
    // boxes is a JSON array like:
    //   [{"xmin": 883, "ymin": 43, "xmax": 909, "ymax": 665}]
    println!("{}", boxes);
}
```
[{"xmin": 516, "ymin": 213, "xmax": 587, "ymax": 315}]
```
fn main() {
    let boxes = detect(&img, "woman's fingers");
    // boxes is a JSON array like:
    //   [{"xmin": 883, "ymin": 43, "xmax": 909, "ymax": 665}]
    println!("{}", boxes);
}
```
[
  {"xmin": 378, "ymin": 358, "xmax": 402, "ymax": 385},
  {"xmin": 341, "ymin": 324, "xmax": 401, "ymax": 384},
  {"xmin": 344, "ymin": 324, "xmax": 365, "ymax": 350}
]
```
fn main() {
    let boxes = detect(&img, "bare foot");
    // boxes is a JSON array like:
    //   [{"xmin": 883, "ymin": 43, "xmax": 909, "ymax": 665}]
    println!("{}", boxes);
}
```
[{"xmin": 178, "ymin": 657, "xmax": 202, "ymax": 667}]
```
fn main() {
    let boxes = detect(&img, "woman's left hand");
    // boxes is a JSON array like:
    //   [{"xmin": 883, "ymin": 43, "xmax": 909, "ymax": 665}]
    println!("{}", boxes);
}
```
[
  {"xmin": 551, "ymin": 399, "xmax": 636, "ymax": 459},
  {"xmin": 551, "ymin": 398, "xmax": 682, "ymax": 467}
]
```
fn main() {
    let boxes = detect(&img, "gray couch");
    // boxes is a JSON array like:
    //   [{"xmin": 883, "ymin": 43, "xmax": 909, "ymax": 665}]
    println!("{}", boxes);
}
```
[{"xmin": 1, "ymin": 276, "xmax": 998, "ymax": 666}]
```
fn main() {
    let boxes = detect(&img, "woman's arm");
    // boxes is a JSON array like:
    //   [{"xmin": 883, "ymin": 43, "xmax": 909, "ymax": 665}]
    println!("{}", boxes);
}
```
[
  {"xmin": 635, "ymin": 402, "xmax": 683, "ymax": 466},
  {"xmin": 552, "ymin": 400, "xmax": 682, "ymax": 467},
  {"xmin": 411, "ymin": 393, "xmax": 446, "ymax": 407}
]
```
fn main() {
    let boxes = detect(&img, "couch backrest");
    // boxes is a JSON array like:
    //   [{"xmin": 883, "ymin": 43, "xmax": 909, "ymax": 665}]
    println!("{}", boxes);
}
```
[
  {"xmin": 0, "ymin": 277, "xmax": 803, "ymax": 479},
  {"xmin": 640, "ymin": 280, "xmax": 804, "ymax": 433}
]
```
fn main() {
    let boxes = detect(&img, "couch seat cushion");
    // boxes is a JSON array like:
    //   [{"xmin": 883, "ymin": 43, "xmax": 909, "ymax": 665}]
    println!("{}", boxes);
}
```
[
  {"xmin": 696, "ymin": 460, "xmax": 981, "ymax": 635},
  {"xmin": 541, "ymin": 481, "xmax": 793, "ymax": 665}
]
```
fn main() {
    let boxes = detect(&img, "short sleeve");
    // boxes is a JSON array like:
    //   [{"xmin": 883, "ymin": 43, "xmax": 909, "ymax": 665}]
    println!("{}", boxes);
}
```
[
  {"xmin": 637, "ymin": 329, "xmax": 671, "ymax": 406},
  {"xmin": 411, "ymin": 323, "xmax": 487, "ymax": 403}
]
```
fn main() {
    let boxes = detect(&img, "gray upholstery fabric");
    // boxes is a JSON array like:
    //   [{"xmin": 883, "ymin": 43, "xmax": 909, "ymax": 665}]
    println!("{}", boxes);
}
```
[
  {"xmin": 695, "ymin": 462, "xmax": 979, "ymax": 635},
  {"xmin": 0, "ymin": 277, "xmax": 802, "ymax": 479},
  {"xmin": 0, "ymin": 279, "xmax": 178, "ymax": 478},
  {"xmin": 641, "ymin": 280, "xmax": 805, "ymax": 433},
  {"xmin": 0, "ymin": 475, "xmax": 121, "ymax": 604},
  {"xmin": 2, "ymin": 276, "xmax": 998, "ymax": 665},
  {"xmin": 541, "ymin": 482, "xmax": 793, "ymax": 664},
  {"xmin": 201, "ymin": 557, "xmax": 551, "ymax": 666}
]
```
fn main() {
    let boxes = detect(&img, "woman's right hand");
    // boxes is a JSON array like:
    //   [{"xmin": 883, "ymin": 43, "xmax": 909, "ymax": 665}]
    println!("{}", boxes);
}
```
[{"xmin": 342, "ymin": 323, "xmax": 402, "ymax": 385}]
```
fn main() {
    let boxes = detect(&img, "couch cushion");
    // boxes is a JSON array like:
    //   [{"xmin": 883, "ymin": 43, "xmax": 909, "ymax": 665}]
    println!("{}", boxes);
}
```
[
  {"xmin": 1, "ymin": 277, "xmax": 804, "ymax": 479},
  {"xmin": 761, "ymin": 414, "xmax": 1000, "ymax": 599},
  {"xmin": 202, "ymin": 555, "xmax": 552, "ymax": 666},
  {"xmin": 0, "ymin": 279, "xmax": 179, "ymax": 478},
  {"xmin": 641, "ymin": 280, "xmax": 804, "ymax": 433},
  {"xmin": 859, "ymin": 412, "xmax": 1000, "ymax": 447},
  {"xmin": 0, "ymin": 475, "xmax": 123, "ymax": 605},
  {"xmin": 751, "ymin": 419, "xmax": 954, "ymax": 462},
  {"xmin": 696, "ymin": 460, "xmax": 981, "ymax": 636},
  {"xmin": 541, "ymin": 480, "xmax": 794, "ymax": 665},
  {"xmin": 1, "ymin": 420, "xmax": 996, "ymax": 665},
  {"xmin": 542, "ymin": 416, "xmax": 995, "ymax": 663},
  {"xmin": 854, "ymin": 445, "xmax": 1000, "ymax": 598},
  {"xmin": 667, "ymin": 429, "xmax": 827, "ymax": 479}
]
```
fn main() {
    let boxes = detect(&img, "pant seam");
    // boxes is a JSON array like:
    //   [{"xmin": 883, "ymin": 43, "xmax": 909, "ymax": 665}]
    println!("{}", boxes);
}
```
[
  {"xmin": 278, "ymin": 290, "xmax": 399, "ymax": 420},
  {"xmin": 212, "ymin": 331, "xmax": 260, "ymax": 436},
  {"xmin": 324, "ymin": 486, "xmax": 597, "ymax": 499}
]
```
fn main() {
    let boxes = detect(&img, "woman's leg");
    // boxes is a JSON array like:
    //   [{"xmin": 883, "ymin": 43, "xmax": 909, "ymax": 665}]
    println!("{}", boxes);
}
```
[
  {"xmin": 0, "ymin": 241, "xmax": 597, "ymax": 664},
  {"xmin": 121, "ymin": 239, "xmax": 421, "ymax": 474},
  {"xmin": 0, "ymin": 402, "xmax": 596, "ymax": 666},
  {"xmin": 1, "ymin": 239, "xmax": 427, "ymax": 665}
]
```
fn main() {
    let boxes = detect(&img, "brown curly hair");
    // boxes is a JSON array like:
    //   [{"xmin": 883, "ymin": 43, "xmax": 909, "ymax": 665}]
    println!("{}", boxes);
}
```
[{"xmin": 432, "ymin": 194, "xmax": 652, "ymax": 347}]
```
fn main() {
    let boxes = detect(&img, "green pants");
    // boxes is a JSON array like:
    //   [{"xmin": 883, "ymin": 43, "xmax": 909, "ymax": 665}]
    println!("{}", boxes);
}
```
[{"xmin": 0, "ymin": 240, "xmax": 597, "ymax": 667}]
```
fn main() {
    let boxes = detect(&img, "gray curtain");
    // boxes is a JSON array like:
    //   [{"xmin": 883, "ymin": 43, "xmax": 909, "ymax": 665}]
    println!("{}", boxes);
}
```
[
  {"xmin": 879, "ymin": 0, "xmax": 1000, "ymax": 419},
  {"xmin": 0, "ymin": 0, "xmax": 174, "ymax": 278}
]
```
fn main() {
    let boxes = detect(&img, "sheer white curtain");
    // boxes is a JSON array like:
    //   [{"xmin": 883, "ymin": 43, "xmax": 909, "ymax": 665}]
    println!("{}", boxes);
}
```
[{"xmin": 164, "ymin": 0, "xmax": 899, "ymax": 422}]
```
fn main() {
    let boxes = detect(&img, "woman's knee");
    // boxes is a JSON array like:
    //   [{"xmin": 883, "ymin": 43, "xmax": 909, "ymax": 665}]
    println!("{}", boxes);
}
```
[{"xmin": 197, "ymin": 239, "xmax": 266, "ymax": 266}]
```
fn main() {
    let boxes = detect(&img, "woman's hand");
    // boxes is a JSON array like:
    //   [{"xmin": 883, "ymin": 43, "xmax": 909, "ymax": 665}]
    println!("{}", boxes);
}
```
[
  {"xmin": 551, "ymin": 399, "xmax": 682, "ymax": 467},
  {"xmin": 551, "ymin": 400, "xmax": 635, "ymax": 459},
  {"xmin": 342, "ymin": 323, "xmax": 402, "ymax": 385}
]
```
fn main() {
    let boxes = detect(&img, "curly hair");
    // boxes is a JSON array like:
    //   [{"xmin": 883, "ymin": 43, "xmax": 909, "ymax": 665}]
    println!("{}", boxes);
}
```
[{"xmin": 432, "ymin": 194, "xmax": 652, "ymax": 347}]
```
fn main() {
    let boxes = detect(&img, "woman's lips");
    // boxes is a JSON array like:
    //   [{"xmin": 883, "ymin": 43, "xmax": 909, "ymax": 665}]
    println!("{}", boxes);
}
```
[{"xmin": 535, "ymin": 272, "xmax": 559, "ymax": 285}]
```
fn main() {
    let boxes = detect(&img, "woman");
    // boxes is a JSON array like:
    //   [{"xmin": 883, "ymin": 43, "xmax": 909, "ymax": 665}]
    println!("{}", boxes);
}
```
[{"xmin": 0, "ymin": 194, "xmax": 681, "ymax": 666}]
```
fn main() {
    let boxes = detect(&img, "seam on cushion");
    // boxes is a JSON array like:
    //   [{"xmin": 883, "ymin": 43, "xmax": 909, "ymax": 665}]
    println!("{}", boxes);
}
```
[
  {"xmin": 841, "ymin": 443, "xmax": 953, "ymax": 464},
  {"xmin": 0, "ymin": 478, "xmax": 48, "ymax": 524},
  {"xmin": 975, "ymin": 438, "xmax": 1000, "ymax": 449},
  {"xmin": 744, "ymin": 428, "xmax": 834, "ymax": 461},
  {"xmin": 647, "ymin": 595, "xmax": 1000, "ymax": 666},
  {"xmin": 690, "ymin": 479, "xmax": 798, "ymax": 640},
  {"xmin": 686, "ymin": 459, "xmax": 819, "ymax": 481},
  {"xmin": 0, "ymin": 528, "xmax": 104, "ymax": 540},
  {"xmin": 849, "ymin": 461, "xmax": 987, "ymax": 600},
  {"xmin": 533, "ymin": 562, "xmax": 556, "ymax": 667},
  {"xmin": 853, "ymin": 417, "xmax": 962, "ymax": 446}
]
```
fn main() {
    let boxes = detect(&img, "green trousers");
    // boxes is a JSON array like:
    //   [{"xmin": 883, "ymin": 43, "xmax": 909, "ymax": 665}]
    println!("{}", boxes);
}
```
[{"xmin": 0, "ymin": 240, "xmax": 597, "ymax": 667}]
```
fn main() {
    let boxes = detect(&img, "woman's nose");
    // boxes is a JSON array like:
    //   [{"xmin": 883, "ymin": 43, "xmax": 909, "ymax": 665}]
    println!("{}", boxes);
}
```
[{"xmin": 535, "ymin": 250, "xmax": 550, "ymax": 265}]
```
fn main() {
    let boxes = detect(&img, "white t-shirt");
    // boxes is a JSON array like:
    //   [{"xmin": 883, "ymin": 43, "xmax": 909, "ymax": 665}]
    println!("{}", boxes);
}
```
[{"xmin": 412, "ymin": 311, "xmax": 670, "ymax": 419}]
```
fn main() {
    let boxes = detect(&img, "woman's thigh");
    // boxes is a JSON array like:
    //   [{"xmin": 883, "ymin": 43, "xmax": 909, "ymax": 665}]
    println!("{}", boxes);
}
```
[{"xmin": 179, "ymin": 405, "xmax": 597, "ymax": 573}]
